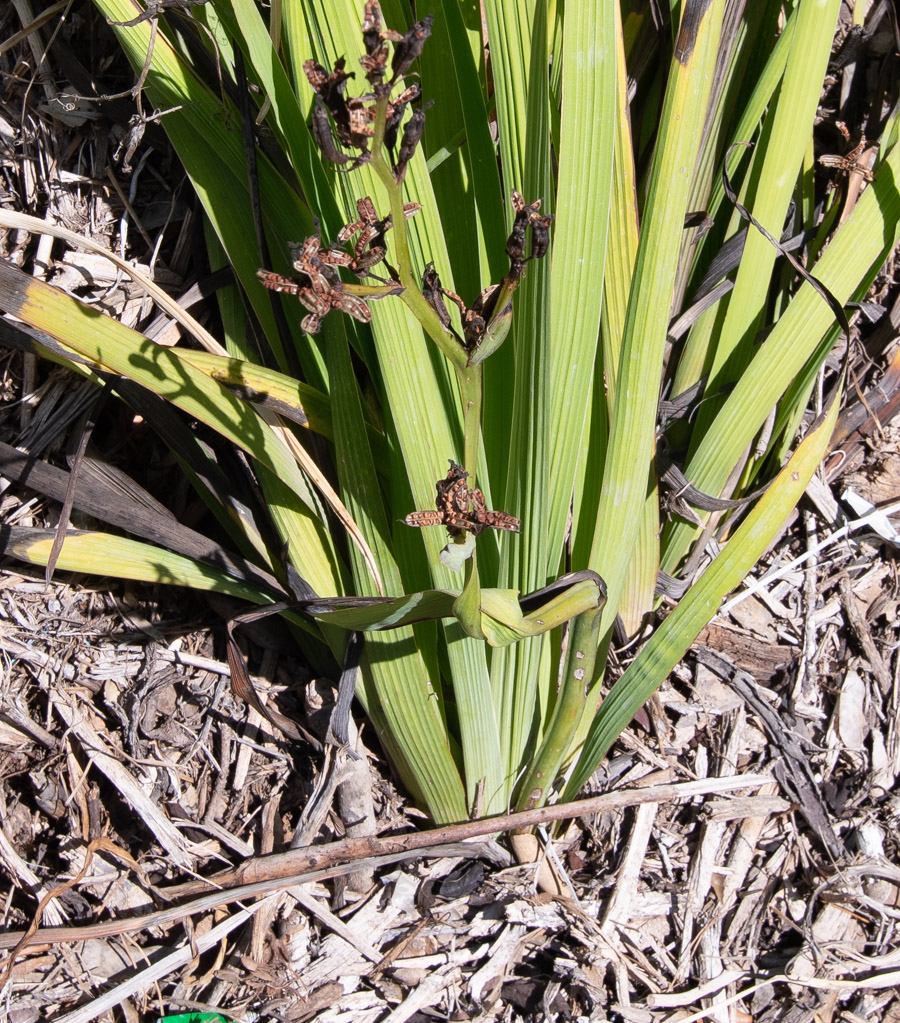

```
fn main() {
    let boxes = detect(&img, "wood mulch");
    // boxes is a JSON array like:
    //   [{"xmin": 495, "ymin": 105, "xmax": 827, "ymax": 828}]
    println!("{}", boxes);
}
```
[{"xmin": 1, "ymin": 3, "xmax": 900, "ymax": 1021}]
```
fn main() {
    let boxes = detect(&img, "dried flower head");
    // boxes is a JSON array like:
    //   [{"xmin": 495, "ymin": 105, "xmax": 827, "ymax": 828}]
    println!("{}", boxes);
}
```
[
  {"xmin": 304, "ymin": 2, "xmax": 433, "ymax": 178},
  {"xmin": 405, "ymin": 461, "xmax": 521, "ymax": 538}
]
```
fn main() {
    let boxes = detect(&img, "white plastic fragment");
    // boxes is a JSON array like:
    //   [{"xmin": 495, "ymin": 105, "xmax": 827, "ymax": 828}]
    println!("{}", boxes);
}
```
[{"xmin": 841, "ymin": 488, "xmax": 900, "ymax": 545}]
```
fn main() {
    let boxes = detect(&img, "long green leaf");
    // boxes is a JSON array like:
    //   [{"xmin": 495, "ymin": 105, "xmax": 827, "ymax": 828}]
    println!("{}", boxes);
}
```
[
  {"xmin": 662, "ymin": 133, "xmax": 900, "ymax": 573},
  {"xmin": 281, "ymin": 0, "xmax": 505, "ymax": 815},
  {"xmin": 2, "ymin": 528, "xmax": 276, "ymax": 603},
  {"xmin": 93, "ymin": 0, "xmax": 321, "ymax": 379},
  {"xmin": 545, "ymin": 0, "xmax": 615, "ymax": 575},
  {"xmin": 699, "ymin": 0, "xmax": 841, "ymax": 398},
  {"xmin": 566, "ymin": 381, "xmax": 841, "ymax": 797},
  {"xmin": 590, "ymin": 0, "xmax": 725, "ymax": 630},
  {"xmin": 484, "ymin": 0, "xmax": 555, "ymax": 791},
  {"xmin": 326, "ymin": 318, "xmax": 469, "ymax": 820},
  {"xmin": 0, "ymin": 261, "xmax": 344, "ymax": 596}
]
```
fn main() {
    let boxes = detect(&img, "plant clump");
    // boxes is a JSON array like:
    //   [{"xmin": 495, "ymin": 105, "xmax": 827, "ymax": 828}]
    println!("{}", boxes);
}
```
[
  {"xmin": 265, "ymin": 0, "xmax": 550, "ymax": 372},
  {"xmin": 257, "ymin": 0, "xmax": 550, "ymax": 543}
]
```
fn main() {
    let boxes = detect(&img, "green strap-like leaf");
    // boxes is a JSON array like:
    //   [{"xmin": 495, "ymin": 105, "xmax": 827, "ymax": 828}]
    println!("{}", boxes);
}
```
[
  {"xmin": 662, "ymin": 134, "xmax": 900, "ymax": 574},
  {"xmin": 2, "ymin": 528, "xmax": 277, "ymax": 604},
  {"xmin": 565, "ymin": 378, "xmax": 841, "ymax": 799},
  {"xmin": 545, "ymin": 0, "xmax": 615, "ymax": 576},
  {"xmin": 590, "ymin": 0, "xmax": 725, "ymax": 634}
]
